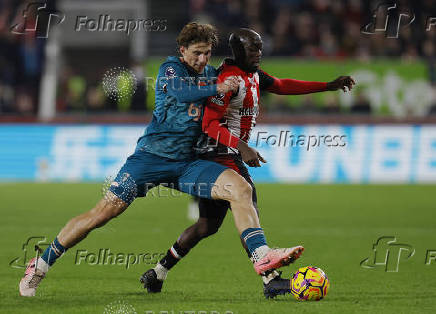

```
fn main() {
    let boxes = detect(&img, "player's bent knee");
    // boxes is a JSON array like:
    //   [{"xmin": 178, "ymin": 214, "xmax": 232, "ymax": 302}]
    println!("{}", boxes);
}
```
[
  {"xmin": 92, "ymin": 197, "xmax": 128, "ymax": 228},
  {"xmin": 231, "ymin": 180, "xmax": 252, "ymax": 203},
  {"xmin": 196, "ymin": 219, "xmax": 220, "ymax": 238},
  {"xmin": 207, "ymin": 224, "xmax": 220, "ymax": 236},
  {"xmin": 215, "ymin": 169, "xmax": 252, "ymax": 203},
  {"xmin": 213, "ymin": 169, "xmax": 245, "ymax": 201}
]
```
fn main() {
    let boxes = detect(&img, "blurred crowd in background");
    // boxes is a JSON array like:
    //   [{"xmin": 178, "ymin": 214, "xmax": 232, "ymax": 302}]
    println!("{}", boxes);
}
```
[
  {"xmin": 191, "ymin": 0, "xmax": 436, "ymax": 59},
  {"xmin": 0, "ymin": 0, "xmax": 435, "ymax": 117},
  {"xmin": 0, "ymin": 0, "xmax": 46, "ymax": 115}
]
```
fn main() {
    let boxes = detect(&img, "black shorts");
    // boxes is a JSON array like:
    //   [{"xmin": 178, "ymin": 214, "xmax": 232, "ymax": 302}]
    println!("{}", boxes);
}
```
[{"xmin": 198, "ymin": 154, "xmax": 258, "ymax": 220}]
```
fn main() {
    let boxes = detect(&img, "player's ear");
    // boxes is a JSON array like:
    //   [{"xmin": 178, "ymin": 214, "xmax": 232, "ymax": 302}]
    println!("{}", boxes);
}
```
[{"xmin": 179, "ymin": 46, "xmax": 185, "ymax": 56}]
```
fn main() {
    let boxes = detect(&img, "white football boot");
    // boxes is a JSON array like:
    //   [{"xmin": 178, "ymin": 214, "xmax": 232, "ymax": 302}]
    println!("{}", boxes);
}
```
[{"xmin": 19, "ymin": 257, "xmax": 46, "ymax": 297}]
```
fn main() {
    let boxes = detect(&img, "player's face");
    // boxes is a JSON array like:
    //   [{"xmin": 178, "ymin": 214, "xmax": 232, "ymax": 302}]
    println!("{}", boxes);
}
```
[
  {"xmin": 244, "ymin": 39, "xmax": 262, "ymax": 72},
  {"xmin": 180, "ymin": 43, "xmax": 212, "ymax": 74}
]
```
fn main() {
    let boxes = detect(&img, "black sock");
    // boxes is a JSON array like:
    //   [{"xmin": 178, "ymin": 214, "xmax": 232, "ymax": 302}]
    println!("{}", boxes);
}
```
[{"xmin": 158, "ymin": 242, "xmax": 190, "ymax": 270}]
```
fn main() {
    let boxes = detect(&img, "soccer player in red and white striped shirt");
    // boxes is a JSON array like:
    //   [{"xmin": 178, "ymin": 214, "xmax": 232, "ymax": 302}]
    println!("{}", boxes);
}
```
[{"xmin": 142, "ymin": 28, "xmax": 355, "ymax": 298}]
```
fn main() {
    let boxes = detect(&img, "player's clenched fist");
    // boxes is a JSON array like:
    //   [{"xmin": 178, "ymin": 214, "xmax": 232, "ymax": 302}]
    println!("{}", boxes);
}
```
[
  {"xmin": 217, "ymin": 76, "xmax": 239, "ymax": 94},
  {"xmin": 326, "ymin": 76, "xmax": 356, "ymax": 92}
]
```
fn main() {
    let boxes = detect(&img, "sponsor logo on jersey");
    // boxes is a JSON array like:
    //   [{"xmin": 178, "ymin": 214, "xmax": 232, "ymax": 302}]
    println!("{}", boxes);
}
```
[
  {"xmin": 211, "ymin": 93, "xmax": 225, "ymax": 106},
  {"xmin": 239, "ymin": 107, "xmax": 259, "ymax": 116},
  {"xmin": 165, "ymin": 66, "xmax": 176, "ymax": 78}
]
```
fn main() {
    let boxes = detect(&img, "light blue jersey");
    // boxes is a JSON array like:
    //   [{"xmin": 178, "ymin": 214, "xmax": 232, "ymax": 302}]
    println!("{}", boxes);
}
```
[{"xmin": 137, "ymin": 56, "xmax": 218, "ymax": 160}]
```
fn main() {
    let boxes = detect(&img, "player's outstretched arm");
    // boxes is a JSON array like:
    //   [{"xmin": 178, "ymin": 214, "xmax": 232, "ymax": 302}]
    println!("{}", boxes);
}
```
[{"xmin": 259, "ymin": 70, "xmax": 355, "ymax": 95}]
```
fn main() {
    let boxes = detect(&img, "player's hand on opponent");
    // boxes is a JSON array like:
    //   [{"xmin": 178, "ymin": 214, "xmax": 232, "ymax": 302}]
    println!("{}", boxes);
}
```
[
  {"xmin": 326, "ymin": 76, "xmax": 356, "ymax": 92},
  {"xmin": 237, "ymin": 140, "xmax": 267, "ymax": 167},
  {"xmin": 217, "ymin": 76, "xmax": 239, "ymax": 94}
]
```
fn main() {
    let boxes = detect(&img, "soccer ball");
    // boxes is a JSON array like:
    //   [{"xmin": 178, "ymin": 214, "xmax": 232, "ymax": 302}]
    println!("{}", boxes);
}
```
[{"xmin": 290, "ymin": 266, "xmax": 330, "ymax": 301}]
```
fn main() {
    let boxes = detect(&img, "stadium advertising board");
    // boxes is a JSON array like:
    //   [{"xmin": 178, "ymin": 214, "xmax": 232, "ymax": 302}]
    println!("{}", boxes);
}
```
[{"xmin": 1, "ymin": 125, "xmax": 435, "ymax": 183}]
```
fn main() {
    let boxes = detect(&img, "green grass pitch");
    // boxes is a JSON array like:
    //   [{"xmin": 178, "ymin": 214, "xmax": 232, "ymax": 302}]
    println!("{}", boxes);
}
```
[{"xmin": 1, "ymin": 183, "xmax": 435, "ymax": 313}]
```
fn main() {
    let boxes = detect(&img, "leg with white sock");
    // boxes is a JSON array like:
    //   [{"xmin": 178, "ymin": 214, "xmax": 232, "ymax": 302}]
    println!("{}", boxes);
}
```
[
  {"xmin": 19, "ymin": 194, "xmax": 128, "ymax": 297},
  {"xmin": 211, "ymin": 169, "xmax": 304, "ymax": 275},
  {"xmin": 141, "ymin": 169, "xmax": 303, "ymax": 296}
]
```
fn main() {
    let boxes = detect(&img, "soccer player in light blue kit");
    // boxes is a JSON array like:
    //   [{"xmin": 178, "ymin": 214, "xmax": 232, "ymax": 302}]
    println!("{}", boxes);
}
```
[{"xmin": 19, "ymin": 22, "xmax": 304, "ymax": 297}]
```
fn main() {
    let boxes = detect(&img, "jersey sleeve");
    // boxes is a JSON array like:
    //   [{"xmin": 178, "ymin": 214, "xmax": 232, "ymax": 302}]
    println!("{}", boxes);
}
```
[
  {"xmin": 258, "ymin": 69, "xmax": 327, "ymax": 95},
  {"xmin": 158, "ymin": 62, "xmax": 218, "ymax": 103},
  {"xmin": 202, "ymin": 72, "xmax": 240, "ymax": 149}
]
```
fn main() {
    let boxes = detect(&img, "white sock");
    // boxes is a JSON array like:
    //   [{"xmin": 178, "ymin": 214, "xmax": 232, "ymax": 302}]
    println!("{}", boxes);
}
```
[
  {"xmin": 252, "ymin": 245, "xmax": 270, "ymax": 262},
  {"xmin": 154, "ymin": 263, "xmax": 168, "ymax": 281},
  {"xmin": 262, "ymin": 270, "xmax": 280, "ymax": 284},
  {"xmin": 35, "ymin": 257, "xmax": 49, "ymax": 273}
]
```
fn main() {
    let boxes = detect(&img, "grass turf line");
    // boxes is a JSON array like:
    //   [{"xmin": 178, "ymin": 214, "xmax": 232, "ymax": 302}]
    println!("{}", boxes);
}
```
[{"xmin": 0, "ymin": 183, "xmax": 435, "ymax": 314}]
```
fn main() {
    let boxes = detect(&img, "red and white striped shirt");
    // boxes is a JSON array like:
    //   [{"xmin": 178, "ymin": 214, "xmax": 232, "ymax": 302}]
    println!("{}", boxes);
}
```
[{"xmin": 202, "ymin": 59, "xmax": 327, "ymax": 154}]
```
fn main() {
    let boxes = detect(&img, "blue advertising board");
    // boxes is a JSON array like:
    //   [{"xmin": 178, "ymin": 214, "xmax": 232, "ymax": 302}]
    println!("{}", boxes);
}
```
[{"xmin": 1, "ymin": 124, "xmax": 435, "ymax": 183}]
